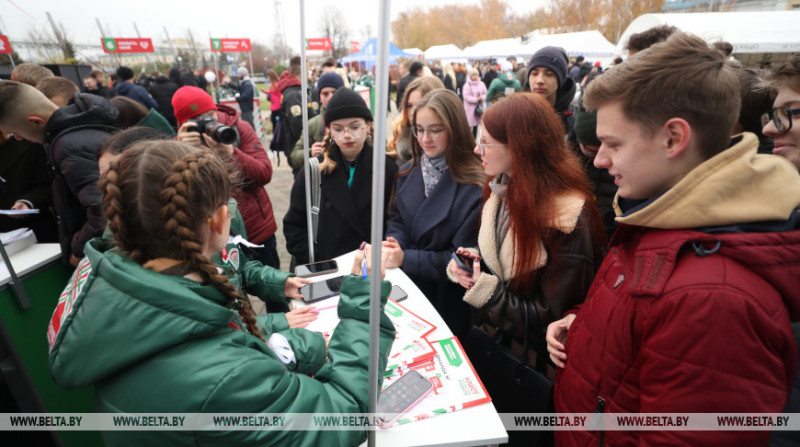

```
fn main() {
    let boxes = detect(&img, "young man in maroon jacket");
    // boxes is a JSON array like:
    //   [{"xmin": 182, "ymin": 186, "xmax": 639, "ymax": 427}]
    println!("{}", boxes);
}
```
[{"xmin": 546, "ymin": 33, "xmax": 800, "ymax": 446}]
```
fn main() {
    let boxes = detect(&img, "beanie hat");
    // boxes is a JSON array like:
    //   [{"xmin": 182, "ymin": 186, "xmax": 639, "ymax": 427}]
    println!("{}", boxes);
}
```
[
  {"xmin": 237, "ymin": 67, "xmax": 248, "ymax": 77},
  {"xmin": 527, "ymin": 46, "xmax": 569, "ymax": 90},
  {"xmin": 573, "ymin": 94, "xmax": 601, "ymax": 147},
  {"xmin": 171, "ymin": 86, "xmax": 217, "ymax": 125},
  {"xmin": 317, "ymin": 72, "xmax": 344, "ymax": 94},
  {"xmin": 116, "ymin": 66, "xmax": 134, "ymax": 81},
  {"xmin": 324, "ymin": 88, "xmax": 372, "ymax": 124}
]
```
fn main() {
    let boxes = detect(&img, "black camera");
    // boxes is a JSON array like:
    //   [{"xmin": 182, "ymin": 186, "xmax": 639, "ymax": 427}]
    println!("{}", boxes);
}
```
[{"xmin": 189, "ymin": 116, "xmax": 237, "ymax": 145}]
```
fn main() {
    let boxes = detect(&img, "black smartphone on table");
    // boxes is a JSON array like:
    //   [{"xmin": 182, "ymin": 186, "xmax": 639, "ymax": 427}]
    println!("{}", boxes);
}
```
[
  {"xmin": 300, "ymin": 275, "xmax": 344, "ymax": 303},
  {"xmin": 377, "ymin": 370, "xmax": 434, "ymax": 427},
  {"xmin": 295, "ymin": 259, "xmax": 338, "ymax": 278}
]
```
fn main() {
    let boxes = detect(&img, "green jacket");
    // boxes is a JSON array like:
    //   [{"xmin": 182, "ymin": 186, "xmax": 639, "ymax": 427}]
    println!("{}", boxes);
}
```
[
  {"xmin": 289, "ymin": 106, "xmax": 326, "ymax": 170},
  {"xmin": 486, "ymin": 72, "xmax": 521, "ymax": 104},
  {"xmin": 48, "ymin": 238, "xmax": 396, "ymax": 446},
  {"xmin": 213, "ymin": 209, "xmax": 293, "ymax": 329},
  {"xmin": 137, "ymin": 108, "xmax": 177, "ymax": 137}
]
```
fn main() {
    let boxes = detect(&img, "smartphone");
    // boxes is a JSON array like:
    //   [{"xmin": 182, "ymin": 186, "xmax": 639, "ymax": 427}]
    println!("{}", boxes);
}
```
[
  {"xmin": 451, "ymin": 252, "xmax": 474, "ymax": 272},
  {"xmin": 300, "ymin": 276, "xmax": 344, "ymax": 303},
  {"xmin": 295, "ymin": 259, "xmax": 338, "ymax": 278},
  {"xmin": 377, "ymin": 370, "xmax": 434, "ymax": 427},
  {"xmin": 389, "ymin": 285, "xmax": 408, "ymax": 302}
]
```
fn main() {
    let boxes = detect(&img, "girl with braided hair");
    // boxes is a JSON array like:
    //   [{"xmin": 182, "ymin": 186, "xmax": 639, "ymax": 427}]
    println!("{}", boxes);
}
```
[{"xmin": 48, "ymin": 140, "xmax": 397, "ymax": 446}]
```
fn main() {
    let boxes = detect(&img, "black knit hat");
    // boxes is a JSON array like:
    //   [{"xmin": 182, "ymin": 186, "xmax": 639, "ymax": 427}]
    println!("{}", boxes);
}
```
[
  {"xmin": 324, "ymin": 88, "xmax": 372, "ymax": 124},
  {"xmin": 317, "ymin": 72, "xmax": 344, "ymax": 94},
  {"xmin": 527, "ymin": 46, "xmax": 569, "ymax": 90}
]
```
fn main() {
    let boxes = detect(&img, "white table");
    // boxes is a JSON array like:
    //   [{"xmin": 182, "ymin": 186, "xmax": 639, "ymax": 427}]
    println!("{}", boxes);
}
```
[
  {"xmin": 0, "ymin": 243, "xmax": 62, "ymax": 288},
  {"xmin": 299, "ymin": 250, "xmax": 508, "ymax": 447}
]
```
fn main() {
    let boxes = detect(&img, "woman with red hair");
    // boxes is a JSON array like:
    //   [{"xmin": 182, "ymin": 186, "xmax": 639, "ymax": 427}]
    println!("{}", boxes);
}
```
[{"xmin": 448, "ymin": 92, "xmax": 605, "ymax": 444}]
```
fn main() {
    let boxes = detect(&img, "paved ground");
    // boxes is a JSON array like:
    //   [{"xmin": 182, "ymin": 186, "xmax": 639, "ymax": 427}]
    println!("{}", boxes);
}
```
[{"xmin": 264, "ymin": 150, "xmax": 294, "ymax": 270}]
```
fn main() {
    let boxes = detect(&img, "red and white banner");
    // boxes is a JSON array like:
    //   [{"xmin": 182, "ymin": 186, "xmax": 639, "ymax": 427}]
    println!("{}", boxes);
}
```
[
  {"xmin": 0, "ymin": 35, "xmax": 13, "ymax": 55},
  {"xmin": 101, "ymin": 38, "xmax": 154, "ymax": 54},
  {"xmin": 306, "ymin": 38, "xmax": 333, "ymax": 51},
  {"xmin": 350, "ymin": 41, "xmax": 361, "ymax": 54},
  {"xmin": 210, "ymin": 38, "xmax": 252, "ymax": 52}
]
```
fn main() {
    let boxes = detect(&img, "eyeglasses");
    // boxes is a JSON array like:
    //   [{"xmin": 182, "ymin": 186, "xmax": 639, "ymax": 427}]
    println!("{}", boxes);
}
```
[
  {"xmin": 761, "ymin": 106, "xmax": 800, "ymax": 133},
  {"xmin": 476, "ymin": 129, "xmax": 504, "ymax": 156},
  {"xmin": 411, "ymin": 126, "xmax": 446, "ymax": 141},
  {"xmin": 330, "ymin": 125, "xmax": 366, "ymax": 140}
]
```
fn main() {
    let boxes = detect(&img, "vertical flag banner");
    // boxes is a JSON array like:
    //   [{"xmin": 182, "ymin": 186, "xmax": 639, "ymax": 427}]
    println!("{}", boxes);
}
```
[
  {"xmin": 210, "ymin": 38, "xmax": 252, "ymax": 52},
  {"xmin": 351, "ymin": 41, "xmax": 361, "ymax": 54},
  {"xmin": 0, "ymin": 35, "xmax": 13, "ymax": 54},
  {"xmin": 101, "ymin": 38, "xmax": 154, "ymax": 53}
]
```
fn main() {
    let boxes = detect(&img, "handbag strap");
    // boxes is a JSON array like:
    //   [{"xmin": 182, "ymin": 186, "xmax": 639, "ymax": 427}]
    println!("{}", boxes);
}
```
[{"xmin": 309, "ymin": 157, "xmax": 321, "ymax": 243}]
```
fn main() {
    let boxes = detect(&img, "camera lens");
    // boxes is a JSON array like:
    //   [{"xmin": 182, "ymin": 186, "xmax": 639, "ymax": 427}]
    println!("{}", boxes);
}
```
[{"xmin": 212, "ymin": 126, "xmax": 237, "ymax": 145}]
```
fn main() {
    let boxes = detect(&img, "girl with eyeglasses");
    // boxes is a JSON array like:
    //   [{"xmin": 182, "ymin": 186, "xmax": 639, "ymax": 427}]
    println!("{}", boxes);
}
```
[
  {"xmin": 387, "ymin": 76, "xmax": 445, "ymax": 164},
  {"xmin": 382, "ymin": 89, "xmax": 486, "ymax": 340},
  {"xmin": 447, "ymin": 93, "xmax": 605, "ymax": 445},
  {"xmin": 762, "ymin": 53, "xmax": 800, "ymax": 170},
  {"xmin": 283, "ymin": 88, "xmax": 399, "ymax": 265}
]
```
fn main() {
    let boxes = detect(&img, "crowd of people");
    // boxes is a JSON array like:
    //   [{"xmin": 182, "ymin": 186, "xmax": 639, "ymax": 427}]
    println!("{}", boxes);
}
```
[{"xmin": 1, "ymin": 22, "xmax": 799, "ymax": 446}]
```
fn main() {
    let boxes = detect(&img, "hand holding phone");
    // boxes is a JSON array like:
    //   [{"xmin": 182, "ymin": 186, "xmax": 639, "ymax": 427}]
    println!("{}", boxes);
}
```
[
  {"xmin": 377, "ymin": 370, "xmax": 433, "ymax": 427},
  {"xmin": 451, "ymin": 251, "xmax": 480, "ymax": 272}
]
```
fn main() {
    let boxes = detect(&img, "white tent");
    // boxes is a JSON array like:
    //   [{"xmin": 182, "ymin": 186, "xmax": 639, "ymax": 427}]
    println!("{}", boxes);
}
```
[
  {"xmin": 403, "ymin": 48, "xmax": 424, "ymax": 58},
  {"xmin": 424, "ymin": 44, "xmax": 467, "ymax": 62},
  {"xmin": 616, "ymin": 11, "xmax": 800, "ymax": 56},
  {"xmin": 519, "ymin": 30, "xmax": 616, "ymax": 58},
  {"xmin": 462, "ymin": 38, "xmax": 524, "ymax": 60}
]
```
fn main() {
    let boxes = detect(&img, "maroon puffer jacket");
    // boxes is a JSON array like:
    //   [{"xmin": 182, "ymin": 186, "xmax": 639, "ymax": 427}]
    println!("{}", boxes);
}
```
[
  {"xmin": 216, "ymin": 104, "xmax": 276, "ymax": 244},
  {"xmin": 555, "ymin": 223, "xmax": 800, "ymax": 446}
]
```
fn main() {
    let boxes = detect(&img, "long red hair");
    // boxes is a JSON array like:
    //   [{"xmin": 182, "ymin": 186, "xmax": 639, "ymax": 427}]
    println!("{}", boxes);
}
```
[{"xmin": 481, "ymin": 93, "xmax": 605, "ymax": 290}]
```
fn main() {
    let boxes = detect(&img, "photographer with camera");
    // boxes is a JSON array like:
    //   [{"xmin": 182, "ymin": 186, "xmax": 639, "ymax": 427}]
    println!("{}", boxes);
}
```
[{"xmin": 172, "ymin": 86, "xmax": 281, "ymax": 270}]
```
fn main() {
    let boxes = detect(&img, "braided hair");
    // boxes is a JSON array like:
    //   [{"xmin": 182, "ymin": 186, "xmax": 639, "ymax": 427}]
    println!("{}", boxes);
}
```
[{"xmin": 99, "ymin": 140, "xmax": 264, "ymax": 341}]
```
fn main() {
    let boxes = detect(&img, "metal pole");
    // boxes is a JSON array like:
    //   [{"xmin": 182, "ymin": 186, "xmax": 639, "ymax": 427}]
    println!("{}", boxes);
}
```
[
  {"xmin": 210, "ymin": 32, "xmax": 221, "ymax": 103},
  {"xmin": 367, "ymin": 1, "xmax": 391, "ymax": 445},
  {"xmin": 133, "ymin": 23, "xmax": 156, "ymax": 73},
  {"xmin": 164, "ymin": 26, "xmax": 178, "ymax": 68},
  {"xmin": 300, "ymin": 0, "xmax": 314, "ymax": 263},
  {"xmin": 96, "ymin": 19, "xmax": 121, "ymax": 72}
]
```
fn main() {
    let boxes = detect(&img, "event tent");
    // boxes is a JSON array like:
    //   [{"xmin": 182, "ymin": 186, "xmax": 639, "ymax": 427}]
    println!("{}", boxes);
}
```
[
  {"xmin": 340, "ymin": 38, "xmax": 409, "ymax": 69},
  {"xmin": 403, "ymin": 48, "xmax": 424, "ymax": 58},
  {"xmin": 518, "ymin": 30, "xmax": 616, "ymax": 58},
  {"xmin": 462, "ymin": 38, "xmax": 524, "ymax": 60},
  {"xmin": 616, "ymin": 11, "xmax": 800, "ymax": 56},
  {"xmin": 424, "ymin": 44, "xmax": 468, "ymax": 62}
]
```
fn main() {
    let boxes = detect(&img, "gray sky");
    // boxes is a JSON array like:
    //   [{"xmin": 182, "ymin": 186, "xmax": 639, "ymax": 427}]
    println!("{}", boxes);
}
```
[{"xmin": 1, "ymin": 0, "xmax": 547, "ymax": 56}]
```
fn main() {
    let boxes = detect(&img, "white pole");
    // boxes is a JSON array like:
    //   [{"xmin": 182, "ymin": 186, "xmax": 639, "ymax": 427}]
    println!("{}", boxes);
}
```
[
  {"xmin": 300, "ymin": 0, "xmax": 315, "ymax": 263},
  {"xmin": 367, "ymin": 1, "xmax": 391, "ymax": 445}
]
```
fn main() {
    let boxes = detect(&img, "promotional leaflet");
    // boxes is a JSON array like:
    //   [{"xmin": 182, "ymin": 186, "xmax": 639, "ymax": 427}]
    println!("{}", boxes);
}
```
[{"xmin": 381, "ymin": 337, "xmax": 491, "ymax": 427}]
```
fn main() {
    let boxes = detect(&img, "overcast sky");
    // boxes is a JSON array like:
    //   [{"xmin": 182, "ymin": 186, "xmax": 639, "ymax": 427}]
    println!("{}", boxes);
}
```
[{"xmin": 2, "ymin": 0, "xmax": 548, "ymax": 55}]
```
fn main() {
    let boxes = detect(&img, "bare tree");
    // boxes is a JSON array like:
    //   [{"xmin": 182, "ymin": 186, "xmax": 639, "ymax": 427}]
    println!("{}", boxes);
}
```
[
  {"xmin": 25, "ymin": 27, "xmax": 66, "ymax": 63},
  {"xmin": 318, "ymin": 5, "xmax": 350, "ymax": 59}
]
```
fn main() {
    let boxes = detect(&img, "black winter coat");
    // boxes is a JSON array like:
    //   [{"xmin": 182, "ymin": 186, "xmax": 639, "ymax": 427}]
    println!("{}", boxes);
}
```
[
  {"xmin": 147, "ymin": 76, "xmax": 179, "ymax": 129},
  {"xmin": 44, "ymin": 93, "xmax": 118, "ymax": 263},
  {"xmin": 283, "ymin": 144, "xmax": 398, "ymax": 265},
  {"xmin": 0, "ymin": 138, "xmax": 58, "ymax": 242}
]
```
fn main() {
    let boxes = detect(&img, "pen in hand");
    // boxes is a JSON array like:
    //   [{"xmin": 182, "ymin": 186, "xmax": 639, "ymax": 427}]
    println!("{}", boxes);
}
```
[{"xmin": 359, "ymin": 241, "xmax": 368, "ymax": 279}]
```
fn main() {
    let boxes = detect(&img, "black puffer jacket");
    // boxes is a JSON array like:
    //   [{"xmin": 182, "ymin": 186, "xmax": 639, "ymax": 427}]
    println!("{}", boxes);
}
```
[
  {"xmin": 44, "ymin": 93, "xmax": 118, "ymax": 263},
  {"xmin": 147, "ymin": 76, "xmax": 178, "ymax": 129}
]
